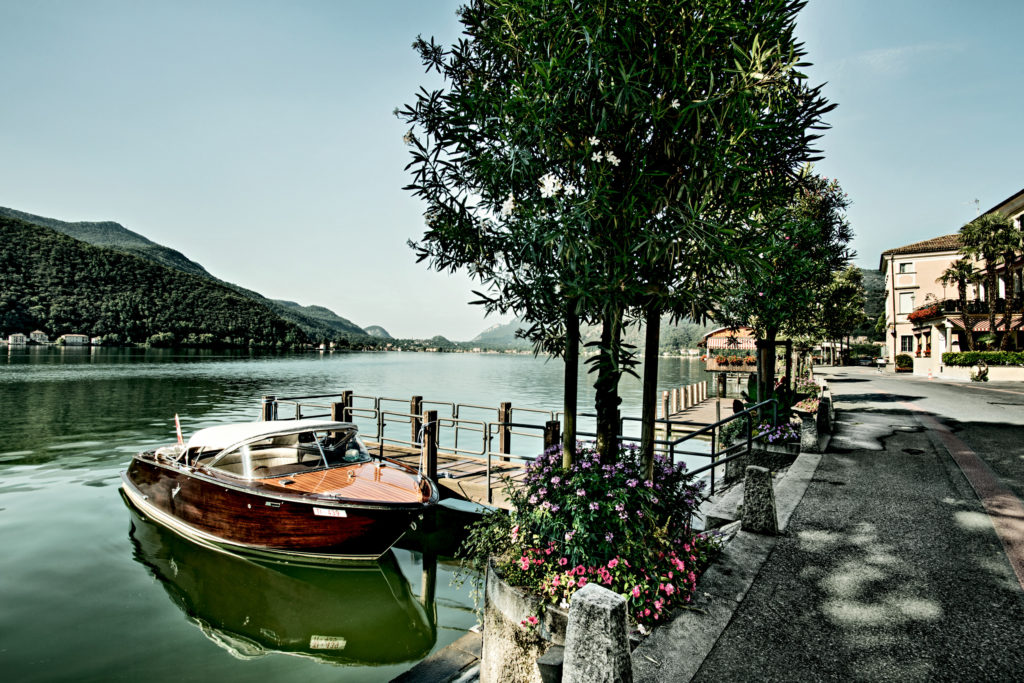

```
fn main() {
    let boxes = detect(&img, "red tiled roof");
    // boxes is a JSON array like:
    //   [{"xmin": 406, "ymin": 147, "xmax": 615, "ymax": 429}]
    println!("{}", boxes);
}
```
[{"xmin": 881, "ymin": 234, "xmax": 961, "ymax": 257}]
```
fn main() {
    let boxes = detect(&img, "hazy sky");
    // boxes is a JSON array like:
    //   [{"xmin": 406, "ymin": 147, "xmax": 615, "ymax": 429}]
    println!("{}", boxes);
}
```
[{"xmin": 1, "ymin": 1, "xmax": 1022, "ymax": 340}]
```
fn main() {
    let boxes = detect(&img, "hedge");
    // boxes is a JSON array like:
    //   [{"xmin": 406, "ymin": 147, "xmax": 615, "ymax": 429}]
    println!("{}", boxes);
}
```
[
  {"xmin": 942, "ymin": 351, "xmax": 1024, "ymax": 367},
  {"xmin": 895, "ymin": 353, "xmax": 914, "ymax": 369}
]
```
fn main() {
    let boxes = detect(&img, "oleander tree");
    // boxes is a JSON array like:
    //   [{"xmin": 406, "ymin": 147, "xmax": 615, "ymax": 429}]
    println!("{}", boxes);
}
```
[
  {"xmin": 715, "ymin": 171, "xmax": 853, "ymax": 396},
  {"xmin": 399, "ymin": 0, "xmax": 835, "ymax": 467},
  {"xmin": 818, "ymin": 266, "xmax": 869, "ymax": 364}
]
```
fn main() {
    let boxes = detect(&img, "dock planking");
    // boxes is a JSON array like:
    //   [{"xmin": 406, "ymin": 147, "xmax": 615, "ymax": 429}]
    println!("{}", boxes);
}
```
[{"xmin": 366, "ymin": 441, "xmax": 526, "ymax": 511}]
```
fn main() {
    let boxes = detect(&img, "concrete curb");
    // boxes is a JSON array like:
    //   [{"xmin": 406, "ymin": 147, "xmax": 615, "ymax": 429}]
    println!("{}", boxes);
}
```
[{"xmin": 631, "ymin": 448, "xmax": 824, "ymax": 683}]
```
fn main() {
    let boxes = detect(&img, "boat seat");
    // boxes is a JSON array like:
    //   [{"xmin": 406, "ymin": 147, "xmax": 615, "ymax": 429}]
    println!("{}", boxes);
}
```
[{"xmin": 211, "ymin": 447, "xmax": 322, "ymax": 477}]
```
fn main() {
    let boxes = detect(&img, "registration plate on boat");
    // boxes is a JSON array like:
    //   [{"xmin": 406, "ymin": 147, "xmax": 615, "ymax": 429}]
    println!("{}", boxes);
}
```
[
  {"xmin": 313, "ymin": 507, "xmax": 347, "ymax": 518},
  {"xmin": 310, "ymin": 635, "xmax": 347, "ymax": 650}
]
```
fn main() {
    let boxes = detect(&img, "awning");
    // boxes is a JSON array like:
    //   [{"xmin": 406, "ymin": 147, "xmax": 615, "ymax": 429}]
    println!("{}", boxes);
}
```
[{"xmin": 704, "ymin": 337, "xmax": 757, "ymax": 350}]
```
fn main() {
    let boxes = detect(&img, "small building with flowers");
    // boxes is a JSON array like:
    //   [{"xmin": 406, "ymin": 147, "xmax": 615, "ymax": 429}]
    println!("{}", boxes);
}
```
[{"xmin": 698, "ymin": 327, "xmax": 758, "ymax": 373}]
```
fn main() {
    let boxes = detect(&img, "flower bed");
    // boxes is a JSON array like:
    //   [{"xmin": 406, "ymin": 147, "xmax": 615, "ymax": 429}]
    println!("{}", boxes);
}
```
[
  {"xmin": 458, "ymin": 442, "xmax": 720, "ymax": 632},
  {"xmin": 755, "ymin": 420, "xmax": 799, "ymax": 445},
  {"xmin": 792, "ymin": 397, "xmax": 819, "ymax": 414},
  {"xmin": 907, "ymin": 304, "xmax": 942, "ymax": 322},
  {"xmin": 792, "ymin": 377, "xmax": 820, "ymax": 397}
]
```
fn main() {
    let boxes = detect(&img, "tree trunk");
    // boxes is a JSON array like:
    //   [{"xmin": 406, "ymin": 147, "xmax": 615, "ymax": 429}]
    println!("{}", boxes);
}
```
[
  {"xmin": 959, "ymin": 283, "xmax": 974, "ymax": 351},
  {"xmin": 562, "ymin": 299, "xmax": 579, "ymax": 467},
  {"xmin": 763, "ymin": 328, "xmax": 778, "ymax": 399},
  {"xmin": 594, "ymin": 304, "xmax": 623, "ymax": 465},
  {"xmin": 987, "ymin": 270, "xmax": 998, "ymax": 348},
  {"xmin": 999, "ymin": 263, "xmax": 1013, "ymax": 350},
  {"xmin": 641, "ymin": 306, "xmax": 661, "ymax": 480}
]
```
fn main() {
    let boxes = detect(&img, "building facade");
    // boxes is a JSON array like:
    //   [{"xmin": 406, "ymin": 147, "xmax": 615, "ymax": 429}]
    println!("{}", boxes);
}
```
[
  {"xmin": 880, "ymin": 187, "xmax": 1024, "ymax": 377},
  {"xmin": 62, "ymin": 334, "xmax": 90, "ymax": 345},
  {"xmin": 29, "ymin": 330, "xmax": 49, "ymax": 344}
]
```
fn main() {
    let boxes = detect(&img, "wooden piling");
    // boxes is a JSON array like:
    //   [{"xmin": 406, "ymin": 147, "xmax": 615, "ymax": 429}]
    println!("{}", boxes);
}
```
[
  {"xmin": 411, "ymin": 396, "xmax": 423, "ymax": 444},
  {"xmin": 661, "ymin": 391, "xmax": 669, "ymax": 420},
  {"xmin": 498, "ymin": 402, "xmax": 512, "ymax": 455},
  {"xmin": 422, "ymin": 409, "xmax": 438, "ymax": 482},
  {"xmin": 261, "ymin": 395, "xmax": 276, "ymax": 422}
]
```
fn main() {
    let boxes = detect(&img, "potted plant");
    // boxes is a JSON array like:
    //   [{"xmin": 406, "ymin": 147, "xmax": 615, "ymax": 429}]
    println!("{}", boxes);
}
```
[
  {"xmin": 895, "ymin": 353, "xmax": 914, "ymax": 372},
  {"xmin": 458, "ymin": 442, "xmax": 721, "ymax": 670}
]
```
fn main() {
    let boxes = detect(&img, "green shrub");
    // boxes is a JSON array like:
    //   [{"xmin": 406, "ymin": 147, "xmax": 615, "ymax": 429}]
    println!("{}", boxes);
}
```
[
  {"xmin": 942, "ymin": 351, "xmax": 1024, "ymax": 367},
  {"xmin": 895, "ymin": 353, "xmax": 914, "ymax": 369}
]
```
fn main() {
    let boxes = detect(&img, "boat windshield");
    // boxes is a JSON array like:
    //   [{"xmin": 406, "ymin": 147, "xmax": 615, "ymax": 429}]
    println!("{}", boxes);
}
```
[{"xmin": 200, "ymin": 430, "xmax": 371, "ymax": 479}]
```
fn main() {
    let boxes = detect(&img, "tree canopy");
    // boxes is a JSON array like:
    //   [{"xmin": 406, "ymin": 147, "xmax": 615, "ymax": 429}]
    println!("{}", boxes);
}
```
[{"xmin": 400, "ymin": 0, "xmax": 836, "ymax": 462}]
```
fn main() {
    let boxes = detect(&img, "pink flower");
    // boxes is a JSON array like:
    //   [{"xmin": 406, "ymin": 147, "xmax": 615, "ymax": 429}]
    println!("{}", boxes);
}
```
[
  {"xmin": 519, "ymin": 556, "xmax": 530, "ymax": 571},
  {"xmin": 510, "ymin": 525, "xmax": 519, "ymax": 543},
  {"xmin": 665, "ymin": 583, "xmax": 675, "ymax": 596},
  {"xmin": 578, "ymin": 577, "xmax": 588, "ymax": 587},
  {"xmin": 608, "ymin": 558, "xmax": 619, "ymax": 569},
  {"xmin": 632, "ymin": 586, "xmax": 641, "ymax": 598},
  {"xmin": 558, "ymin": 557, "xmax": 568, "ymax": 566}
]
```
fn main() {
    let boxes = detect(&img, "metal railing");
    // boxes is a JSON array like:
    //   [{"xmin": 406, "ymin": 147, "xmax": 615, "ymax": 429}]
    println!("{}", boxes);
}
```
[{"xmin": 260, "ymin": 391, "xmax": 780, "ymax": 503}]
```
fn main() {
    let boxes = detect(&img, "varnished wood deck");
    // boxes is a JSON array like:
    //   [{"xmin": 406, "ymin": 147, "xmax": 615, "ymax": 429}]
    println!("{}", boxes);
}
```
[
  {"xmin": 257, "ymin": 461, "xmax": 427, "ymax": 504},
  {"xmin": 660, "ymin": 397, "xmax": 723, "ymax": 437}
]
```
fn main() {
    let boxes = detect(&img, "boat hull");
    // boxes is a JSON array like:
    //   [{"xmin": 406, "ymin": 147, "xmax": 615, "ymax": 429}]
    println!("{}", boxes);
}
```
[{"xmin": 122, "ymin": 458, "xmax": 430, "ymax": 562}]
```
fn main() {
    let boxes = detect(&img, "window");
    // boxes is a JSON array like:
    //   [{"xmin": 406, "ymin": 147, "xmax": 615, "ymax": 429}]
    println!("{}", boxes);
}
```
[
  {"xmin": 898, "ymin": 262, "xmax": 914, "ymax": 273},
  {"xmin": 899, "ymin": 291, "xmax": 915, "ymax": 313},
  {"xmin": 901, "ymin": 336, "xmax": 914, "ymax": 353}
]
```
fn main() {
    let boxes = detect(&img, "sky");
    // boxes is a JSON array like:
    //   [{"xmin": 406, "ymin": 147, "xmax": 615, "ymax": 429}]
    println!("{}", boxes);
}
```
[{"xmin": 1, "ymin": 1, "xmax": 1022, "ymax": 340}]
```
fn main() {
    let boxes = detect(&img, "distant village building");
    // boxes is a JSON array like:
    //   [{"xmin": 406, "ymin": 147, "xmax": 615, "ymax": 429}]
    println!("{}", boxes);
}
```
[
  {"xmin": 29, "ymin": 330, "xmax": 49, "ymax": 344},
  {"xmin": 698, "ymin": 327, "xmax": 758, "ymax": 374},
  {"xmin": 62, "ymin": 334, "xmax": 90, "ymax": 346},
  {"xmin": 7, "ymin": 333, "xmax": 27, "ymax": 345},
  {"xmin": 91, "ymin": 337, "xmax": 103, "ymax": 345}
]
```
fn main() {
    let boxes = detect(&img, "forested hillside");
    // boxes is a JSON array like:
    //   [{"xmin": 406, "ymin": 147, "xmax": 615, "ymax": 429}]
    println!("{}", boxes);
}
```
[
  {"xmin": 0, "ymin": 216, "xmax": 307, "ymax": 347},
  {"xmin": 0, "ymin": 206, "xmax": 211, "ymax": 278},
  {"xmin": 2, "ymin": 206, "xmax": 371, "ymax": 342}
]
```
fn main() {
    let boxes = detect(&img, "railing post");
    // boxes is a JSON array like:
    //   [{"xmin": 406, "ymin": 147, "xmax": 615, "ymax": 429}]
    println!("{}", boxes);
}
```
[
  {"xmin": 661, "ymin": 390, "xmax": 670, "ymax": 419},
  {"xmin": 261, "ymin": 395, "xmax": 276, "ymax": 422},
  {"xmin": 422, "ymin": 409, "xmax": 438, "ymax": 482},
  {"xmin": 411, "ymin": 395, "xmax": 423, "ymax": 444},
  {"xmin": 498, "ymin": 401, "xmax": 512, "ymax": 456},
  {"xmin": 544, "ymin": 420, "xmax": 561, "ymax": 452}
]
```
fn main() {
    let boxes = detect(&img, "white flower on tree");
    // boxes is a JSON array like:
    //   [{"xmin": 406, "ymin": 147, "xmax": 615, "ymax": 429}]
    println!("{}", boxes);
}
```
[
  {"xmin": 500, "ymin": 193, "xmax": 516, "ymax": 216},
  {"xmin": 538, "ymin": 172, "xmax": 563, "ymax": 198},
  {"xmin": 671, "ymin": 98, "xmax": 681, "ymax": 109},
  {"xmin": 588, "ymin": 136, "xmax": 600, "ymax": 146},
  {"xmin": 605, "ymin": 151, "xmax": 621, "ymax": 167},
  {"xmin": 591, "ymin": 151, "xmax": 603, "ymax": 162}
]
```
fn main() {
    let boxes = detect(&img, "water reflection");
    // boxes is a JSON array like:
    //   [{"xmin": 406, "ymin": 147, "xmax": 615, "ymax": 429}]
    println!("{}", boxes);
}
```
[{"xmin": 125, "ymin": 498, "xmax": 437, "ymax": 666}]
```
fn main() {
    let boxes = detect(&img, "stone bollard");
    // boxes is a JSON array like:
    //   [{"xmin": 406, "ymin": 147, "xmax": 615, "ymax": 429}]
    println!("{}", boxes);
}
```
[
  {"xmin": 818, "ymin": 395, "xmax": 832, "ymax": 435},
  {"xmin": 799, "ymin": 413, "xmax": 819, "ymax": 453},
  {"xmin": 741, "ymin": 465, "xmax": 778, "ymax": 535},
  {"xmin": 562, "ymin": 583, "xmax": 632, "ymax": 683}
]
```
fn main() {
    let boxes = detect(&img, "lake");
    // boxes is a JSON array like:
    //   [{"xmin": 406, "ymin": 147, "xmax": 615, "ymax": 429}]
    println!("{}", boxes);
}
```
[{"xmin": 0, "ymin": 347, "xmax": 711, "ymax": 682}]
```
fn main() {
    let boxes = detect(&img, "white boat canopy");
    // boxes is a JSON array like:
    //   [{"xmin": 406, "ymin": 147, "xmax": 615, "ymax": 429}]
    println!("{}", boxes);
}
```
[{"xmin": 186, "ymin": 419, "xmax": 357, "ymax": 452}]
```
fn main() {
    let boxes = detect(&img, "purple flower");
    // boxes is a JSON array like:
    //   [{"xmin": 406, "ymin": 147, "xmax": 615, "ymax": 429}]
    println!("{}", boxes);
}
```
[
  {"xmin": 589, "ymin": 502, "xmax": 599, "ymax": 511},
  {"xmin": 551, "ymin": 476, "xmax": 561, "ymax": 485},
  {"xmin": 576, "ymin": 488, "xmax": 586, "ymax": 496},
  {"xmin": 626, "ymin": 479, "xmax": 638, "ymax": 488},
  {"xmin": 605, "ymin": 532, "xmax": 614, "ymax": 542}
]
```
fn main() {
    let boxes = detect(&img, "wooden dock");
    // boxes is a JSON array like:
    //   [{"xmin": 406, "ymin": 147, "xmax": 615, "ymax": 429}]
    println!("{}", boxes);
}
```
[{"xmin": 366, "ymin": 442, "xmax": 527, "ymax": 511}]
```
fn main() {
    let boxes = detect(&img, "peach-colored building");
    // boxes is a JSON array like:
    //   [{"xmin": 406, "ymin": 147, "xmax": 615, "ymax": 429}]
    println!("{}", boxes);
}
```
[{"xmin": 879, "ymin": 187, "xmax": 1024, "ymax": 378}]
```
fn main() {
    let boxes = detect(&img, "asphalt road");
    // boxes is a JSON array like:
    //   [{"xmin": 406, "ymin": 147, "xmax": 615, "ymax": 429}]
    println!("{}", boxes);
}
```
[{"xmin": 691, "ymin": 367, "xmax": 1024, "ymax": 682}]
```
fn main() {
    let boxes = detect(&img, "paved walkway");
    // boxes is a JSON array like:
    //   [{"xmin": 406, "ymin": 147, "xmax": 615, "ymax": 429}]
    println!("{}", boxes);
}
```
[{"xmin": 641, "ymin": 366, "xmax": 1024, "ymax": 681}]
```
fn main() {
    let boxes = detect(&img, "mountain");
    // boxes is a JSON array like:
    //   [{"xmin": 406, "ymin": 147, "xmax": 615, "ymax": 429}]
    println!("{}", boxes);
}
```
[
  {"xmin": 3, "ymin": 206, "xmax": 371, "ymax": 342},
  {"xmin": 0, "ymin": 215, "xmax": 305, "ymax": 346},
  {"xmin": 364, "ymin": 325, "xmax": 393, "ymax": 339},
  {"xmin": 0, "ymin": 207, "xmax": 211, "ymax": 278},
  {"xmin": 272, "ymin": 300, "xmax": 365, "ymax": 338},
  {"xmin": 471, "ymin": 320, "xmax": 532, "ymax": 348},
  {"xmin": 860, "ymin": 267, "xmax": 885, "ymax": 321}
]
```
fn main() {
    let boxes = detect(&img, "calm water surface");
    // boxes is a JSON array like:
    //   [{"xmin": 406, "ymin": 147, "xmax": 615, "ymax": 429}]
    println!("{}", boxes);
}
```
[{"xmin": 0, "ymin": 347, "xmax": 710, "ymax": 682}]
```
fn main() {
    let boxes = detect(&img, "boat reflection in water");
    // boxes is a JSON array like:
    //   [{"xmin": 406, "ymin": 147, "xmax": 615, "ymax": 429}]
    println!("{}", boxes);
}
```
[{"xmin": 125, "ymin": 496, "xmax": 437, "ymax": 665}]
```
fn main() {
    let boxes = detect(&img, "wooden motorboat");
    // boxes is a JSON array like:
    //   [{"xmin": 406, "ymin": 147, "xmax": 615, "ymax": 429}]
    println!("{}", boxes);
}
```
[{"xmin": 121, "ymin": 419, "xmax": 438, "ymax": 562}]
